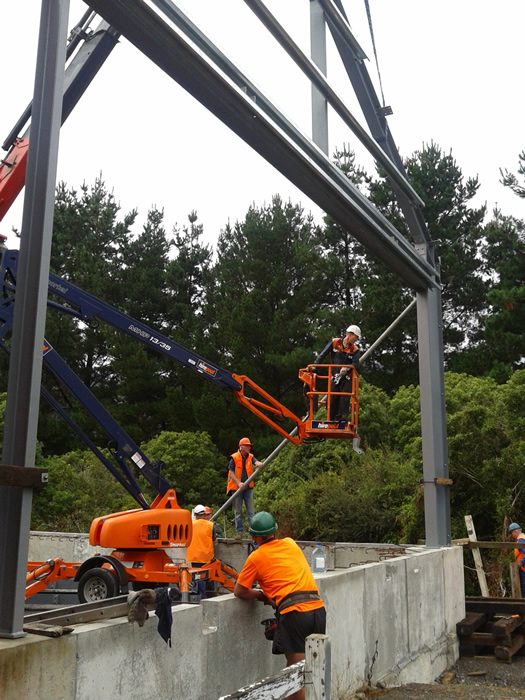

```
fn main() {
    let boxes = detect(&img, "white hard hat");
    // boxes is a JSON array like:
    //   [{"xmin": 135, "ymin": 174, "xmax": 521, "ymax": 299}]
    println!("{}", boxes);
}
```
[
  {"xmin": 193, "ymin": 504, "xmax": 206, "ymax": 515},
  {"xmin": 346, "ymin": 324, "xmax": 361, "ymax": 338}
]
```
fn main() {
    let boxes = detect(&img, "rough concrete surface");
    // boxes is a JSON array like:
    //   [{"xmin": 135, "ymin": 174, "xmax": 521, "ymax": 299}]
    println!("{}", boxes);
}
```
[{"xmin": 348, "ymin": 655, "xmax": 525, "ymax": 699}]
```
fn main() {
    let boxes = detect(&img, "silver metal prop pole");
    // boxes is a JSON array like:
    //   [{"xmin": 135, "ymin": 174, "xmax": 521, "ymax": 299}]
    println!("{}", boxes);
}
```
[{"xmin": 360, "ymin": 298, "xmax": 416, "ymax": 362}]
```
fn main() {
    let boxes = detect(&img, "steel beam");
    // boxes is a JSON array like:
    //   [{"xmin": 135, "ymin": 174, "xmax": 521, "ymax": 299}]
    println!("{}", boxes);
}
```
[
  {"xmin": 2, "ymin": 15, "xmax": 116, "ymax": 153},
  {"xmin": 322, "ymin": 0, "xmax": 431, "ymax": 247},
  {"xmin": 309, "ymin": 0, "xmax": 329, "ymax": 155},
  {"xmin": 416, "ymin": 257, "xmax": 450, "ymax": 546},
  {"xmin": 319, "ymin": 0, "xmax": 449, "ymax": 545},
  {"xmin": 86, "ymin": 0, "xmax": 437, "ymax": 291},
  {"xmin": 0, "ymin": 0, "xmax": 70, "ymax": 638},
  {"xmin": 245, "ymin": 0, "xmax": 424, "ymax": 207}
]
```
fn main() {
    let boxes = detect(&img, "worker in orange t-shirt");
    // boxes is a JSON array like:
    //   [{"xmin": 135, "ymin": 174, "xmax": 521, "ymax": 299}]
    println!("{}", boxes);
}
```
[
  {"xmin": 234, "ymin": 512, "xmax": 326, "ymax": 700},
  {"xmin": 187, "ymin": 504, "xmax": 216, "ymax": 599}
]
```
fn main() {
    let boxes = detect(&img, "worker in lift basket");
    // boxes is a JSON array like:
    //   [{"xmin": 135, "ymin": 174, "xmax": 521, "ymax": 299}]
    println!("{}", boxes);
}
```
[
  {"xmin": 226, "ymin": 437, "xmax": 264, "ymax": 540},
  {"xmin": 508, "ymin": 522, "xmax": 525, "ymax": 596},
  {"xmin": 234, "ymin": 511, "xmax": 326, "ymax": 700},
  {"xmin": 319, "ymin": 323, "xmax": 363, "ymax": 420}
]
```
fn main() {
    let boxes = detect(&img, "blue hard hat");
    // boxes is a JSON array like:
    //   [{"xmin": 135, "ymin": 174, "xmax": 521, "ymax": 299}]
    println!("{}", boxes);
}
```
[{"xmin": 508, "ymin": 522, "xmax": 521, "ymax": 533}]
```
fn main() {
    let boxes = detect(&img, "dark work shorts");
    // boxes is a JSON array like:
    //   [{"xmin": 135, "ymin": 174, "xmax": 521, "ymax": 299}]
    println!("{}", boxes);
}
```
[{"xmin": 273, "ymin": 606, "xmax": 326, "ymax": 655}]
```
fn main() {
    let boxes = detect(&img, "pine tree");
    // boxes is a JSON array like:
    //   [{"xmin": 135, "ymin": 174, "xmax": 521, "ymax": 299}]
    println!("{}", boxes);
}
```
[{"xmin": 201, "ymin": 196, "xmax": 330, "ymax": 452}]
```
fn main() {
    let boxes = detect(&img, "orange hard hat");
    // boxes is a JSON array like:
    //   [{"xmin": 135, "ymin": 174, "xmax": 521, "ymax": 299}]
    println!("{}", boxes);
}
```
[{"xmin": 239, "ymin": 437, "xmax": 252, "ymax": 447}]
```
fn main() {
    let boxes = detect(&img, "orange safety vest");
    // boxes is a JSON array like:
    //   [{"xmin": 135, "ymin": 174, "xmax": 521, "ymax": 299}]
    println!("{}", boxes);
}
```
[
  {"xmin": 514, "ymin": 533, "xmax": 525, "ymax": 572},
  {"xmin": 226, "ymin": 450, "xmax": 255, "ymax": 492},
  {"xmin": 186, "ymin": 518, "xmax": 214, "ymax": 564},
  {"xmin": 332, "ymin": 337, "xmax": 358, "ymax": 357}
]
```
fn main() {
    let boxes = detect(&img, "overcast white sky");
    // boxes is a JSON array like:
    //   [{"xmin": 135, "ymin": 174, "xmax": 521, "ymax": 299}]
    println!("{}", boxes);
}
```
[{"xmin": 1, "ymin": 0, "xmax": 523, "ymax": 250}]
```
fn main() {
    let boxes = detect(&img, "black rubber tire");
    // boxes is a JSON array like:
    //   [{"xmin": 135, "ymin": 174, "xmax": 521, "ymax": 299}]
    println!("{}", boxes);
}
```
[{"xmin": 77, "ymin": 567, "xmax": 118, "ymax": 603}]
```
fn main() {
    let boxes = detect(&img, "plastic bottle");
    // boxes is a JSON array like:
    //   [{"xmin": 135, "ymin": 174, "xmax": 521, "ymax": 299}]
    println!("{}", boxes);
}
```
[{"xmin": 311, "ymin": 543, "xmax": 327, "ymax": 573}]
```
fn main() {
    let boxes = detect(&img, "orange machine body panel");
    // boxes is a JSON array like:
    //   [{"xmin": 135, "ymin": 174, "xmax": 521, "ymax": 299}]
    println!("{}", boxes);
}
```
[{"xmin": 89, "ymin": 489, "xmax": 192, "ymax": 549}]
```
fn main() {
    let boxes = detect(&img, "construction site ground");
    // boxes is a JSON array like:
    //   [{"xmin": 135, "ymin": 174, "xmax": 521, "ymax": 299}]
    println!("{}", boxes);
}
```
[{"xmin": 352, "ymin": 654, "xmax": 525, "ymax": 699}]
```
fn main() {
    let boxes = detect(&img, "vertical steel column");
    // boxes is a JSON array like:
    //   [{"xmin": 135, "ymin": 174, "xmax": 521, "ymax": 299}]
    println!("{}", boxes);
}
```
[
  {"xmin": 0, "ymin": 0, "xmax": 70, "ymax": 638},
  {"xmin": 309, "ymin": 0, "xmax": 328, "ymax": 154},
  {"xmin": 416, "ymin": 248, "xmax": 450, "ymax": 546}
]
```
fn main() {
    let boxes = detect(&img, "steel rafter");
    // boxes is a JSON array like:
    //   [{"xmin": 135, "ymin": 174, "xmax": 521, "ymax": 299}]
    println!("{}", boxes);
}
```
[
  {"xmin": 244, "ymin": 0, "xmax": 424, "ymax": 208},
  {"xmin": 85, "ymin": 0, "xmax": 438, "ymax": 291},
  {"xmin": 321, "ymin": 0, "xmax": 431, "ymax": 247}
]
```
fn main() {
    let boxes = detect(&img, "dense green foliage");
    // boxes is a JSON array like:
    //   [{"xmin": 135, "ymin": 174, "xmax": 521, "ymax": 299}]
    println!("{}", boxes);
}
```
[
  {"xmin": 254, "ymin": 371, "xmax": 525, "ymax": 543},
  {"xmin": 141, "ymin": 431, "xmax": 225, "ymax": 507},
  {"xmin": 1, "ymin": 142, "xmax": 523, "ymax": 549},
  {"xmin": 31, "ymin": 450, "xmax": 137, "ymax": 532}
]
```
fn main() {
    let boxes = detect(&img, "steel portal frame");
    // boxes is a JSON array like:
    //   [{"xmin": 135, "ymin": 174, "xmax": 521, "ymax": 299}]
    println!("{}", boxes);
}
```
[{"xmin": 0, "ymin": 0, "xmax": 450, "ymax": 637}]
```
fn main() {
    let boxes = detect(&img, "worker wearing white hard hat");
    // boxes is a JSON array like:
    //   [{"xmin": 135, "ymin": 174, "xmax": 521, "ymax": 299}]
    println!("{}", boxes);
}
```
[
  {"xmin": 187, "ymin": 504, "xmax": 216, "ymax": 599},
  {"xmin": 345, "ymin": 324, "xmax": 361, "ymax": 339},
  {"xmin": 318, "ymin": 323, "xmax": 363, "ymax": 421}
]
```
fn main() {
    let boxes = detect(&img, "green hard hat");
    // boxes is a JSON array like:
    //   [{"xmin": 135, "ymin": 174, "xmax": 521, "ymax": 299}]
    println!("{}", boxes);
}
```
[
  {"xmin": 508, "ymin": 522, "xmax": 521, "ymax": 533},
  {"xmin": 249, "ymin": 511, "xmax": 278, "ymax": 536}
]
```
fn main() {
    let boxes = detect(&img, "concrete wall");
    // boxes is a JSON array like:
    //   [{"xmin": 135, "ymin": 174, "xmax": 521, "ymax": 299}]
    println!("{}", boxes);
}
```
[
  {"xmin": 27, "ymin": 532, "xmax": 409, "ymax": 583},
  {"xmin": 28, "ymin": 531, "xmax": 111, "ymax": 562},
  {"xmin": 2, "ymin": 535, "xmax": 464, "ymax": 699}
]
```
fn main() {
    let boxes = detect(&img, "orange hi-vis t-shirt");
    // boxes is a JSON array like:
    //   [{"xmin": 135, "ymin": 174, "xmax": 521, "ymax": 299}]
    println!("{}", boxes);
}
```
[
  {"xmin": 236, "ymin": 537, "xmax": 324, "ymax": 614},
  {"xmin": 186, "ymin": 518, "xmax": 214, "ymax": 564}
]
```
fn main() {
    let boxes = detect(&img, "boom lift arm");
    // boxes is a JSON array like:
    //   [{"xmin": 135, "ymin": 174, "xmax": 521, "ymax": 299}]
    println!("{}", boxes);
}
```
[
  {"xmin": 0, "ymin": 251, "xmax": 176, "ymax": 509},
  {"xmin": 1, "ymin": 245, "xmax": 359, "ymax": 446}
]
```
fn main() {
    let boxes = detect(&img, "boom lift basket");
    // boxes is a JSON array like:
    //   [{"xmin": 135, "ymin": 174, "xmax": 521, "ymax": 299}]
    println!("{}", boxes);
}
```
[
  {"xmin": 233, "ymin": 363, "xmax": 359, "ymax": 444},
  {"xmin": 299, "ymin": 363, "xmax": 359, "ymax": 441}
]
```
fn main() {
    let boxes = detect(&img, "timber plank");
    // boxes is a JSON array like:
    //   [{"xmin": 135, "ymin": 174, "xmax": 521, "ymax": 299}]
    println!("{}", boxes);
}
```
[
  {"xmin": 23, "ymin": 622, "xmax": 73, "ymax": 637},
  {"xmin": 457, "ymin": 611, "xmax": 486, "ymax": 637},
  {"xmin": 466, "ymin": 597, "xmax": 525, "ymax": 617},
  {"xmin": 492, "ymin": 616, "xmax": 523, "ymax": 639},
  {"xmin": 468, "ymin": 632, "xmax": 500, "ymax": 647},
  {"xmin": 495, "ymin": 634, "xmax": 525, "ymax": 663}
]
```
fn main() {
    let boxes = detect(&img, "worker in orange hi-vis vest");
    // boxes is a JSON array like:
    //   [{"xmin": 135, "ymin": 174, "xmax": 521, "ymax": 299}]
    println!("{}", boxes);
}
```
[
  {"xmin": 319, "ymin": 324, "xmax": 363, "ymax": 421},
  {"xmin": 187, "ymin": 504, "xmax": 216, "ymax": 599},
  {"xmin": 226, "ymin": 437, "xmax": 264, "ymax": 540},
  {"xmin": 508, "ymin": 522, "xmax": 525, "ymax": 596}
]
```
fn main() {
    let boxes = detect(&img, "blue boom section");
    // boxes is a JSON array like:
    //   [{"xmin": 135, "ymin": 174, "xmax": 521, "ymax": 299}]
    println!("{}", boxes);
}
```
[
  {"xmin": 3, "ymin": 249, "xmax": 240, "ymax": 392},
  {"xmin": 0, "ymin": 246, "xmax": 241, "ymax": 508}
]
